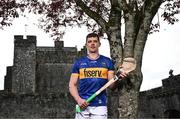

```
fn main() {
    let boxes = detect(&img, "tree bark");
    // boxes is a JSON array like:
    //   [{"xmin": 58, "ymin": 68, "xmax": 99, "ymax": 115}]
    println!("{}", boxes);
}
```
[{"xmin": 117, "ymin": 70, "xmax": 143, "ymax": 119}]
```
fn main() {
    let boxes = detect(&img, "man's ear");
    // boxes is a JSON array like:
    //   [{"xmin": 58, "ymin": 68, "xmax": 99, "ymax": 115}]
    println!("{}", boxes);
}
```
[{"xmin": 85, "ymin": 43, "xmax": 87, "ymax": 47}]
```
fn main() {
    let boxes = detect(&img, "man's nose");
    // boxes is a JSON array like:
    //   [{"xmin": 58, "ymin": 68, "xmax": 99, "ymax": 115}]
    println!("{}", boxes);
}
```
[
  {"xmin": 92, "ymin": 41, "xmax": 96, "ymax": 44},
  {"xmin": 91, "ymin": 43, "xmax": 95, "ymax": 45}
]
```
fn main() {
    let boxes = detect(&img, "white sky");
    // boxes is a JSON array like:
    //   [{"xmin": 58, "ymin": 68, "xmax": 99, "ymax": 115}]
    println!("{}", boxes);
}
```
[{"xmin": 0, "ymin": 14, "xmax": 180, "ymax": 91}]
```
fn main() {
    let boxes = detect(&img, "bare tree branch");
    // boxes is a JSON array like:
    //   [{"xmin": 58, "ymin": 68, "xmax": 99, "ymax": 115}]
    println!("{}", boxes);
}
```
[
  {"xmin": 74, "ymin": 0, "xmax": 108, "ymax": 31},
  {"xmin": 134, "ymin": 0, "xmax": 164, "ymax": 66}
]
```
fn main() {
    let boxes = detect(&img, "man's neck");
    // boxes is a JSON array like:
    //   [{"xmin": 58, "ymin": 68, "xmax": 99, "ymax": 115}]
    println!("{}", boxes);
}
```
[{"xmin": 87, "ymin": 53, "xmax": 100, "ymax": 60}]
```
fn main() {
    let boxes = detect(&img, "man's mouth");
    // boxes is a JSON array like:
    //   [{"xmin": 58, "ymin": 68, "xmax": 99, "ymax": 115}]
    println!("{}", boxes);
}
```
[{"xmin": 90, "ymin": 46, "xmax": 95, "ymax": 48}]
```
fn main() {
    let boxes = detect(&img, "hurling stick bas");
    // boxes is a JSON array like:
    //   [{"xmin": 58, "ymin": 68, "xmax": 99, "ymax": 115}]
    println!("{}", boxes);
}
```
[{"xmin": 76, "ymin": 57, "xmax": 136, "ymax": 113}]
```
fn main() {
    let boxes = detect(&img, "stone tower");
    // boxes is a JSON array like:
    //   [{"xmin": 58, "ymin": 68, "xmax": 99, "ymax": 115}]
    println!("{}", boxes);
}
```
[
  {"xmin": 11, "ymin": 35, "xmax": 36, "ymax": 94},
  {"xmin": 4, "ymin": 35, "xmax": 86, "ymax": 94}
]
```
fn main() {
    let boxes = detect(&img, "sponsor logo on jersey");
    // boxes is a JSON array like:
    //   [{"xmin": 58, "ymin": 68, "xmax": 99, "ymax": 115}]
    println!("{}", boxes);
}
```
[
  {"xmin": 79, "ymin": 68, "xmax": 108, "ymax": 79},
  {"xmin": 80, "ymin": 62, "xmax": 87, "ymax": 66},
  {"xmin": 101, "ymin": 62, "xmax": 107, "ymax": 67}
]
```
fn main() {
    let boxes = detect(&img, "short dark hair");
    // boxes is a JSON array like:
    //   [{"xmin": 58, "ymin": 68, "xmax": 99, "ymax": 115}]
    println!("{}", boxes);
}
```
[{"xmin": 86, "ymin": 33, "xmax": 99, "ymax": 42}]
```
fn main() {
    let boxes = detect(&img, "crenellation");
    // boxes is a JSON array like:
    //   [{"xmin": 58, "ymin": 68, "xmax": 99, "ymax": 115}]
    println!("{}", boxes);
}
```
[
  {"xmin": 54, "ymin": 40, "xmax": 64, "ymax": 49},
  {"xmin": 14, "ymin": 35, "xmax": 36, "ymax": 48}
]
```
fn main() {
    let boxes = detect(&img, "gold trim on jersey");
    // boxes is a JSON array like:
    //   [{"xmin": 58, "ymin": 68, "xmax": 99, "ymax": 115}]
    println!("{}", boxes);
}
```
[{"xmin": 71, "ymin": 73, "xmax": 79, "ymax": 77}]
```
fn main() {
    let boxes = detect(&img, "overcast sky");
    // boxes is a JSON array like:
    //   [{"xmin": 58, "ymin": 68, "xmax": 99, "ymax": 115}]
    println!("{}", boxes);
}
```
[{"xmin": 0, "ymin": 14, "xmax": 180, "ymax": 91}]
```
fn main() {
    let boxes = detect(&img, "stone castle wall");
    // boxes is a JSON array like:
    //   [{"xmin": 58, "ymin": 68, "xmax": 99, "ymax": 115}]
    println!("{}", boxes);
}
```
[
  {"xmin": 4, "ymin": 35, "xmax": 83, "ymax": 94},
  {"xmin": 0, "ymin": 35, "xmax": 83, "ymax": 118},
  {"xmin": 0, "ymin": 92, "xmax": 75, "ymax": 118},
  {"xmin": 138, "ymin": 74, "xmax": 180, "ymax": 118}
]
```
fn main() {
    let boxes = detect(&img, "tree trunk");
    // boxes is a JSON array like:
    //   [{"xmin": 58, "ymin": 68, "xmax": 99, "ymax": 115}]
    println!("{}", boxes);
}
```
[
  {"xmin": 107, "ymin": 25, "xmax": 143, "ymax": 118},
  {"xmin": 117, "ymin": 71, "xmax": 143, "ymax": 119},
  {"xmin": 106, "ymin": 10, "xmax": 143, "ymax": 119}
]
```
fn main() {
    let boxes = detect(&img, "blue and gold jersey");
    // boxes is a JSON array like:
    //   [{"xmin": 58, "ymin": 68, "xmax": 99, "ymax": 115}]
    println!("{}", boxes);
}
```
[{"xmin": 71, "ymin": 55, "xmax": 115, "ymax": 106}]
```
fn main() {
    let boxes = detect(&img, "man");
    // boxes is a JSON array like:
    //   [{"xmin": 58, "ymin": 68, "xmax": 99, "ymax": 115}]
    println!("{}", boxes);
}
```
[{"xmin": 69, "ymin": 33, "xmax": 127, "ymax": 119}]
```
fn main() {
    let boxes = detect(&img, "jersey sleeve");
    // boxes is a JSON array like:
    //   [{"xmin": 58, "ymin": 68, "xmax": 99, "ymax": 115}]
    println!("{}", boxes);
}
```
[
  {"xmin": 108, "ymin": 58, "xmax": 115, "ymax": 71},
  {"xmin": 71, "ymin": 60, "xmax": 80, "ymax": 76}
]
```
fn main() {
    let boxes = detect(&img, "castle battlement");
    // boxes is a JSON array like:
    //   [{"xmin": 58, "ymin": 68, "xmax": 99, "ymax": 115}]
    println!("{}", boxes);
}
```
[{"xmin": 14, "ymin": 35, "xmax": 36, "ymax": 48}]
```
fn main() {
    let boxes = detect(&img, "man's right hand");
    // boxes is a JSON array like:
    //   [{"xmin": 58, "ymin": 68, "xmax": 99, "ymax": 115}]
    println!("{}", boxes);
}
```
[{"xmin": 77, "ymin": 97, "xmax": 89, "ymax": 110}]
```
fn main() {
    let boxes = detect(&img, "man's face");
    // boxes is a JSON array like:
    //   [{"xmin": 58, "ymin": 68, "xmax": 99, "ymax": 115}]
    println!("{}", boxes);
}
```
[{"xmin": 86, "ymin": 37, "xmax": 101, "ymax": 53}]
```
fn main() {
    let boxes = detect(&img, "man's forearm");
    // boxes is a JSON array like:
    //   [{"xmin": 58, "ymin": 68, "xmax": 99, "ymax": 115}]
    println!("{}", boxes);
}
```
[{"xmin": 69, "ymin": 85, "xmax": 81, "ymax": 103}]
